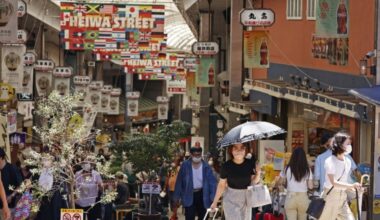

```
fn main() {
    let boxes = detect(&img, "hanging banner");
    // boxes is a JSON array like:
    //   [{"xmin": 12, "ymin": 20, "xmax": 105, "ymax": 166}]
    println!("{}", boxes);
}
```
[
  {"xmin": 17, "ymin": 101, "xmax": 33, "ymax": 121},
  {"xmin": 316, "ymin": 0, "xmax": 349, "ymax": 37},
  {"xmin": 196, "ymin": 57, "xmax": 216, "ymax": 87},
  {"xmin": 53, "ymin": 67, "xmax": 73, "ymax": 96},
  {"xmin": 157, "ymin": 96, "xmax": 169, "ymax": 120},
  {"xmin": 1, "ymin": 44, "xmax": 26, "ymax": 91},
  {"xmin": 9, "ymin": 132, "xmax": 26, "ymax": 146},
  {"xmin": 35, "ymin": 60, "xmax": 54, "ymax": 97},
  {"xmin": 7, "ymin": 110, "xmax": 17, "ymax": 133},
  {"xmin": 61, "ymin": 3, "xmax": 166, "ymax": 50},
  {"xmin": 73, "ymin": 76, "xmax": 91, "ymax": 107},
  {"xmin": 83, "ymin": 106, "xmax": 97, "ymax": 135},
  {"xmin": 86, "ymin": 81, "xmax": 103, "ymax": 111},
  {"xmin": 167, "ymin": 77, "xmax": 186, "ymax": 95},
  {"xmin": 243, "ymin": 30, "xmax": 269, "ymax": 68},
  {"xmin": 100, "ymin": 85, "xmax": 112, "ymax": 113},
  {"xmin": 184, "ymin": 57, "xmax": 199, "ymax": 72},
  {"xmin": 0, "ymin": 0, "xmax": 18, "ymax": 43},
  {"xmin": 186, "ymin": 72, "xmax": 199, "ymax": 100},
  {"xmin": 18, "ymin": 0, "xmax": 26, "ymax": 17},
  {"xmin": 127, "ymin": 91, "xmax": 140, "ymax": 117},
  {"xmin": 0, "ymin": 114, "xmax": 10, "ymax": 160},
  {"xmin": 0, "ymin": 83, "xmax": 14, "ymax": 101},
  {"xmin": 109, "ymin": 88, "xmax": 121, "ymax": 115},
  {"xmin": 311, "ymin": 35, "xmax": 349, "ymax": 66}
]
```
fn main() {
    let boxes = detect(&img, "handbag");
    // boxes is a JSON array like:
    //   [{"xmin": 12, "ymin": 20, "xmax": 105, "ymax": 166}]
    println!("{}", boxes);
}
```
[
  {"xmin": 306, "ymin": 160, "xmax": 346, "ymax": 218},
  {"xmin": 13, "ymin": 191, "xmax": 33, "ymax": 220},
  {"xmin": 248, "ymin": 184, "xmax": 272, "ymax": 208}
]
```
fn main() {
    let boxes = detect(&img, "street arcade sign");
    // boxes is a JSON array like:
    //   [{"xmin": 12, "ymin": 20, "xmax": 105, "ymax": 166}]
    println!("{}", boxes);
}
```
[
  {"xmin": 192, "ymin": 42, "xmax": 219, "ymax": 56},
  {"xmin": 240, "ymin": 9, "xmax": 275, "ymax": 27}
]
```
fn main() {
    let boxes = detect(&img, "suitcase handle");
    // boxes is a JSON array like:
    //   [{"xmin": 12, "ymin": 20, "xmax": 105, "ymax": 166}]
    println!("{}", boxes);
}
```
[{"xmin": 203, "ymin": 208, "xmax": 219, "ymax": 220}]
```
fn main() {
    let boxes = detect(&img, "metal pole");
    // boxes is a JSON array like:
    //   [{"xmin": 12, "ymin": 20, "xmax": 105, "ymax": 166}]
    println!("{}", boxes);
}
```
[
  {"xmin": 125, "ymin": 73, "xmax": 133, "ymax": 132},
  {"xmin": 377, "ymin": 0, "xmax": 380, "ymax": 85}
]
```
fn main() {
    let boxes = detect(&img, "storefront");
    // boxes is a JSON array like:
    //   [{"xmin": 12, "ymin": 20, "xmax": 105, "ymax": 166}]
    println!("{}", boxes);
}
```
[{"xmin": 246, "ymin": 79, "xmax": 372, "ymax": 165}]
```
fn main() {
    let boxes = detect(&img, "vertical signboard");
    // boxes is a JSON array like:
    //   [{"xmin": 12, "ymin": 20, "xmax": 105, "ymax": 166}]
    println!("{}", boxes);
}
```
[
  {"xmin": 244, "ymin": 30, "xmax": 269, "ymax": 68},
  {"xmin": 1, "ymin": 44, "xmax": 26, "ymax": 91},
  {"xmin": 0, "ymin": 0, "xmax": 18, "ymax": 42},
  {"xmin": 196, "ymin": 57, "xmax": 216, "ymax": 87}
]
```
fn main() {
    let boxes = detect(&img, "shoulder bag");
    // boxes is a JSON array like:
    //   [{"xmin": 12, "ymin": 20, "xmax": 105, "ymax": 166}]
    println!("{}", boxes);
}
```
[{"xmin": 306, "ymin": 160, "xmax": 346, "ymax": 219}]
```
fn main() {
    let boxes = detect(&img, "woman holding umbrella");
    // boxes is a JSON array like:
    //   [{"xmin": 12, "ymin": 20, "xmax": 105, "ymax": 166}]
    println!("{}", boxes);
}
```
[{"xmin": 210, "ymin": 142, "xmax": 261, "ymax": 219}]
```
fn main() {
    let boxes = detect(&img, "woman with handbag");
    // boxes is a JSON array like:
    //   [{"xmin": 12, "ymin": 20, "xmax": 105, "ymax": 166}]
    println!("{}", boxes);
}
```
[
  {"xmin": 210, "ymin": 143, "xmax": 261, "ymax": 220},
  {"xmin": 280, "ymin": 147, "xmax": 313, "ymax": 220},
  {"xmin": 318, "ymin": 132, "xmax": 361, "ymax": 220}
]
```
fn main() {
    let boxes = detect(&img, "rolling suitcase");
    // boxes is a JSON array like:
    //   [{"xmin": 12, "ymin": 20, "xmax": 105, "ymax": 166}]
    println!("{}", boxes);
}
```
[
  {"xmin": 203, "ymin": 208, "xmax": 219, "ymax": 220},
  {"xmin": 255, "ymin": 212, "xmax": 284, "ymax": 220}
]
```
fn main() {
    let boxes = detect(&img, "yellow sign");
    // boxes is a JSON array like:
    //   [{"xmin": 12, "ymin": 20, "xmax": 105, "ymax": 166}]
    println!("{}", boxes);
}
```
[
  {"xmin": 374, "ymin": 199, "xmax": 380, "ymax": 214},
  {"xmin": 60, "ymin": 209, "xmax": 83, "ymax": 220}
]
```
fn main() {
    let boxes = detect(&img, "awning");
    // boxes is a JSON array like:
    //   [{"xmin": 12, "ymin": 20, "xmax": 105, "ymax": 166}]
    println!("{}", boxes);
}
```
[{"xmin": 349, "ymin": 86, "xmax": 380, "ymax": 105}]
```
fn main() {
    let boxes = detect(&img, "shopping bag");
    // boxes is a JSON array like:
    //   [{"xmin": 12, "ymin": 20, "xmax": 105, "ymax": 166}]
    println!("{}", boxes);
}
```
[
  {"xmin": 306, "ymin": 197, "xmax": 325, "ymax": 219},
  {"xmin": 248, "ymin": 184, "xmax": 272, "ymax": 208},
  {"xmin": 14, "ymin": 191, "xmax": 33, "ymax": 220}
]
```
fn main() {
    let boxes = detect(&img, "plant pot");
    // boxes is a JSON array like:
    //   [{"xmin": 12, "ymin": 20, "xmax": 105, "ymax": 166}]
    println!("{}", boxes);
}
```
[{"xmin": 138, "ymin": 212, "xmax": 161, "ymax": 220}]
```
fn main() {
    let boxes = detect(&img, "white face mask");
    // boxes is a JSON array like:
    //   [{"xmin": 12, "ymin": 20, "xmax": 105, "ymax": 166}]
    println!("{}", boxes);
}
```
[
  {"xmin": 192, "ymin": 157, "xmax": 202, "ymax": 163},
  {"xmin": 208, "ymin": 160, "xmax": 213, "ymax": 166},
  {"xmin": 171, "ymin": 163, "xmax": 176, "ymax": 167},
  {"xmin": 82, "ymin": 163, "xmax": 91, "ymax": 171},
  {"xmin": 42, "ymin": 159, "xmax": 52, "ymax": 168},
  {"xmin": 344, "ymin": 144, "xmax": 352, "ymax": 155},
  {"xmin": 245, "ymin": 153, "xmax": 252, "ymax": 159}
]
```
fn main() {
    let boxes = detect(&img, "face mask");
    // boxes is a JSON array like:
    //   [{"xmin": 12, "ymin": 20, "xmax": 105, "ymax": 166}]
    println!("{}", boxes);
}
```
[
  {"xmin": 208, "ymin": 160, "xmax": 213, "ymax": 166},
  {"xmin": 171, "ymin": 163, "xmax": 176, "ymax": 167},
  {"xmin": 192, "ymin": 157, "xmax": 202, "ymax": 163},
  {"xmin": 344, "ymin": 144, "xmax": 352, "ymax": 155},
  {"xmin": 245, "ymin": 153, "xmax": 252, "ymax": 159},
  {"xmin": 82, "ymin": 163, "xmax": 91, "ymax": 171},
  {"xmin": 42, "ymin": 159, "xmax": 52, "ymax": 168}
]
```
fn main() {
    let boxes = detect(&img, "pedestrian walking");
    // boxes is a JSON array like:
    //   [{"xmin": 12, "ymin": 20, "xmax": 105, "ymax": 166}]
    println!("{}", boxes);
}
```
[
  {"xmin": 210, "ymin": 143, "xmax": 261, "ymax": 220},
  {"xmin": 164, "ymin": 157, "xmax": 181, "ymax": 220},
  {"xmin": 173, "ymin": 147, "xmax": 217, "ymax": 220},
  {"xmin": 280, "ymin": 147, "xmax": 313, "ymax": 220},
  {"xmin": 318, "ymin": 131, "xmax": 361, "ymax": 220},
  {"xmin": 314, "ymin": 132, "xmax": 357, "ymax": 193},
  {"xmin": 0, "ymin": 148, "xmax": 22, "ymax": 220}
]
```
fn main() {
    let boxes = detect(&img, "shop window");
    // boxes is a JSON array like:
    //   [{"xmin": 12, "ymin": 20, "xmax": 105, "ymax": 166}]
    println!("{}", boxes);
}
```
[
  {"xmin": 287, "ymin": 0, "xmax": 302, "ymax": 20},
  {"xmin": 307, "ymin": 0, "xmax": 316, "ymax": 20}
]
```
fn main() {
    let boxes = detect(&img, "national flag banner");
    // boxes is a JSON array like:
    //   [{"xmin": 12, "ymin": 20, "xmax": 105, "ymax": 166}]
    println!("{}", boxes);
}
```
[
  {"xmin": 61, "ymin": 3, "xmax": 166, "ymax": 51},
  {"xmin": 99, "ymin": 4, "xmax": 115, "ymax": 14},
  {"xmin": 74, "ymin": 4, "xmax": 87, "ymax": 14}
]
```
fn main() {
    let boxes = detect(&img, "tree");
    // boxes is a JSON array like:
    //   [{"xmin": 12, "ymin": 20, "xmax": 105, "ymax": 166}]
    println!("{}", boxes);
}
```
[{"xmin": 19, "ymin": 91, "xmax": 116, "ymax": 212}]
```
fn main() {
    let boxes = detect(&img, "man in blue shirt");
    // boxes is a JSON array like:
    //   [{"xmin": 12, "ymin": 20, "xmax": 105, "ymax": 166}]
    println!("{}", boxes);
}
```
[
  {"xmin": 314, "ymin": 133, "xmax": 357, "ymax": 193},
  {"xmin": 173, "ymin": 147, "xmax": 216, "ymax": 220}
]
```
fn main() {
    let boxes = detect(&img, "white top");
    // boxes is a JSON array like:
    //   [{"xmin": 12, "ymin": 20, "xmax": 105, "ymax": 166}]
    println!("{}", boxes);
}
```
[
  {"xmin": 324, "ymin": 155, "xmax": 351, "ymax": 190},
  {"xmin": 192, "ymin": 163, "xmax": 203, "ymax": 189},
  {"xmin": 280, "ymin": 167, "xmax": 313, "ymax": 192}
]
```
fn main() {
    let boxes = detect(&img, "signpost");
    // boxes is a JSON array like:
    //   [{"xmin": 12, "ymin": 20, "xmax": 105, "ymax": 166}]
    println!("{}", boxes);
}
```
[{"xmin": 142, "ymin": 182, "xmax": 161, "ymax": 215}]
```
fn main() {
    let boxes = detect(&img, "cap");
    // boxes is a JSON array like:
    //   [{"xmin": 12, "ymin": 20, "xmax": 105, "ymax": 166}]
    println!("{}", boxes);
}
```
[
  {"xmin": 321, "ymin": 133, "xmax": 333, "ymax": 145},
  {"xmin": 190, "ymin": 147, "xmax": 202, "ymax": 154}
]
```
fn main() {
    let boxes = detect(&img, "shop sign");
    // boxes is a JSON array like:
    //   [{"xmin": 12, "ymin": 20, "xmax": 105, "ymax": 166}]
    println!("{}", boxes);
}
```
[
  {"xmin": 184, "ymin": 57, "xmax": 199, "ymax": 69},
  {"xmin": 17, "ymin": 93, "xmax": 33, "ymax": 101},
  {"xmin": 240, "ymin": 9, "xmax": 275, "ymax": 27},
  {"xmin": 142, "ymin": 182, "xmax": 161, "ymax": 194},
  {"xmin": 192, "ymin": 42, "xmax": 219, "ymax": 56},
  {"xmin": 18, "ymin": 0, "xmax": 26, "ymax": 17},
  {"xmin": 61, "ymin": 3, "xmax": 166, "ymax": 51},
  {"xmin": 60, "ymin": 209, "xmax": 83, "ymax": 220}
]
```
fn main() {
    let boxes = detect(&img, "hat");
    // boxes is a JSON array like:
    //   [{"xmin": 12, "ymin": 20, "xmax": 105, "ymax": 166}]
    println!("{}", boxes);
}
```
[
  {"xmin": 190, "ymin": 147, "xmax": 202, "ymax": 154},
  {"xmin": 115, "ymin": 171, "xmax": 124, "ymax": 178},
  {"xmin": 321, "ymin": 133, "xmax": 333, "ymax": 145}
]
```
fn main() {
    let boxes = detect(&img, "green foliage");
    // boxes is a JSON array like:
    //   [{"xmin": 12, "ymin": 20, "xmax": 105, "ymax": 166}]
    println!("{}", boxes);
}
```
[{"xmin": 112, "ymin": 120, "xmax": 191, "ymax": 176}]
